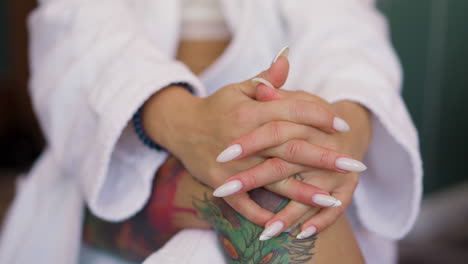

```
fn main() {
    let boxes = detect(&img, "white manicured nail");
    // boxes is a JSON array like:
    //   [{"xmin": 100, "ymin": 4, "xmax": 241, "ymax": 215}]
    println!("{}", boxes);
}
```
[
  {"xmin": 251, "ymin": 77, "xmax": 274, "ymax": 89},
  {"xmin": 335, "ymin": 157, "xmax": 367, "ymax": 172},
  {"xmin": 259, "ymin": 221, "xmax": 284, "ymax": 241},
  {"xmin": 213, "ymin": 180, "xmax": 243, "ymax": 197},
  {"xmin": 333, "ymin": 117, "xmax": 350, "ymax": 132},
  {"xmin": 272, "ymin": 45, "xmax": 289, "ymax": 64},
  {"xmin": 296, "ymin": 226, "xmax": 317, "ymax": 239},
  {"xmin": 312, "ymin": 194, "xmax": 342, "ymax": 207},
  {"xmin": 216, "ymin": 144, "xmax": 242, "ymax": 162}
]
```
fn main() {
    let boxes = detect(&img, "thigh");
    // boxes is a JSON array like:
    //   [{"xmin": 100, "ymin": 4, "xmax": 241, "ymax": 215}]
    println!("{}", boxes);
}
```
[{"xmin": 83, "ymin": 157, "xmax": 364, "ymax": 263}]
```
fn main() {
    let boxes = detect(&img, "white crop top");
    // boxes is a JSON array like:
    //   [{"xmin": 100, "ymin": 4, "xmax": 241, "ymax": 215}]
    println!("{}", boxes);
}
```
[{"xmin": 180, "ymin": 0, "xmax": 231, "ymax": 40}]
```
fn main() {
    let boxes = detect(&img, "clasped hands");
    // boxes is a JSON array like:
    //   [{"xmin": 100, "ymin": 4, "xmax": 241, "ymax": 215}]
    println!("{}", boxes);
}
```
[{"xmin": 143, "ymin": 47, "xmax": 368, "ymax": 241}]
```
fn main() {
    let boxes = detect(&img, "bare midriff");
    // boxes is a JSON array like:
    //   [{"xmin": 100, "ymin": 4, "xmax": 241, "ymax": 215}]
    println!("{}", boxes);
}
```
[{"xmin": 176, "ymin": 39, "xmax": 230, "ymax": 75}]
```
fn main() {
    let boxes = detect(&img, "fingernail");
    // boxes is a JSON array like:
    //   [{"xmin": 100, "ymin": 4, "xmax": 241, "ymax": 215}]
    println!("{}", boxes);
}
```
[
  {"xmin": 333, "ymin": 117, "xmax": 350, "ymax": 132},
  {"xmin": 335, "ymin": 157, "xmax": 367, "ymax": 172},
  {"xmin": 251, "ymin": 77, "xmax": 274, "ymax": 89},
  {"xmin": 259, "ymin": 221, "xmax": 284, "ymax": 241},
  {"xmin": 213, "ymin": 180, "xmax": 243, "ymax": 197},
  {"xmin": 312, "ymin": 194, "xmax": 342, "ymax": 207},
  {"xmin": 272, "ymin": 45, "xmax": 289, "ymax": 64},
  {"xmin": 216, "ymin": 144, "xmax": 242, "ymax": 162},
  {"xmin": 296, "ymin": 226, "xmax": 317, "ymax": 239}
]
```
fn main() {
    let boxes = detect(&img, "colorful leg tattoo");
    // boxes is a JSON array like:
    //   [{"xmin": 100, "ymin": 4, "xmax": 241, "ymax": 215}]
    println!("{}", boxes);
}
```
[
  {"xmin": 82, "ymin": 157, "xmax": 196, "ymax": 262},
  {"xmin": 193, "ymin": 189, "xmax": 317, "ymax": 264},
  {"xmin": 83, "ymin": 157, "xmax": 317, "ymax": 263}
]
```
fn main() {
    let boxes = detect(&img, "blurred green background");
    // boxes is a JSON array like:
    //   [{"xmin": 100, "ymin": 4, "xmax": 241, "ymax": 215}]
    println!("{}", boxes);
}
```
[
  {"xmin": 0, "ymin": 1, "xmax": 467, "ymax": 195},
  {"xmin": 377, "ymin": 0, "xmax": 468, "ymax": 194}
]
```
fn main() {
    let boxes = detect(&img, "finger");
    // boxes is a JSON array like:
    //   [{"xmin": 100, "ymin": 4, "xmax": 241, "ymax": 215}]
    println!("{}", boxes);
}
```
[
  {"xmin": 295, "ymin": 178, "xmax": 358, "ymax": 239},
  {"xmin": 261, "ymin": 201, "xmax": 312, "ymax": 238},
  {"xmin": 265, "ymin": 139, "xmax": 366, "ymax": 173},
  {"xmin": 258, "ymin": 201, "xmax": 311, "ymax": 241},
  {"xmin": 223, "ymin": 121, "xmax": 323, "ymax": 160},
  {"xmin": 264, "ymin": 177, "xmax": 343, "ymax": 208},
  {"xmin": 257, "ymin": 99, "xmax": 345, "ymax": 134},
  {"xmin": 297, "ymin": 206, "xmax": 345, "ymax": 239},
  {"xmin": 255, "ymin": 86, "xmax": 329, "ymax": 108},
  {"xmin": 213, "ymin": 158, "xmax": 303, "ymax": 196},
  {"xmin": 238, "ymin": 47, "xmax": 290, "ymax": 97},
  {"xmin": 254, "ymin": 86, "xmax": 351, "ymax": 133},
  {"xmin": 223, "ymin": 193, "xmax": 274, "ymax": 226},
  {"xmin": 214, "ymin": 158, "xmax": 345, "ymax": 207},
  {"xmin": 253, "ymin": 74, "xmax": 334, "ymax": 114}
]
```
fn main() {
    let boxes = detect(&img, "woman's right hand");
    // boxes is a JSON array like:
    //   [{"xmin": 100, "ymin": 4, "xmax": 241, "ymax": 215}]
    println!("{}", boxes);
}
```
[{"xmin": 141, "ymin": 54, "xmax": 350, "ymax": 225}]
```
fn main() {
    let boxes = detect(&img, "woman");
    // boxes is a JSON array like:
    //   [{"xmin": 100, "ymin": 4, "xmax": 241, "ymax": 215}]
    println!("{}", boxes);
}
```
[{"xmin": 0, "ymin": 0, "xmax": 422, "ymax": 263}]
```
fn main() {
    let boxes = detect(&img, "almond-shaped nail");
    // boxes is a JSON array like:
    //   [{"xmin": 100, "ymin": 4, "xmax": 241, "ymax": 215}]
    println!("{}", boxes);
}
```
[
  {"xmin": 296, "ymin": 226, "xmax": 317, "ymax": 239},
  {"xmin": 272, "ymin": 46, "xmax": 289, "ymax": 64},
  {"xmin": 251, "ymin": 77, "xmax": 274, "ymax": 89},
  {"xmin": 216, "ymin": 144, "xmax": 242, "ymax": 163},
  {"xmin": 312, "ymin": 194, "xmax": 342, "ymax": 207},
  {"xmin": 259, "ymin": 221, "xmax": 284, "ymax": 241},
  {"xmin": 213, "ymin": 180, "xmax": 243, "ymax": 197},
  {"xmin": 333, "ymin": 117, "xmax": 350, "ymax": 132},
  {"xmin": 335, "ymin": 157, "xmax": 367, "ymax": 172}
]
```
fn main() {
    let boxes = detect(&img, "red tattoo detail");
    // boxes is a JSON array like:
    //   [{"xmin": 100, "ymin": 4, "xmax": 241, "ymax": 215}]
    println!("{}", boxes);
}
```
[{"xmin": 146, "ymin": 158, "xmax": 196, "ymax": 235}]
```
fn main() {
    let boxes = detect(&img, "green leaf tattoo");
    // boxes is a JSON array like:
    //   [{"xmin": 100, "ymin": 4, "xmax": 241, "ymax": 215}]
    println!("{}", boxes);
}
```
[{"xmin": 193, "ymin": 192, "xmax": 317, "ymax": 264}]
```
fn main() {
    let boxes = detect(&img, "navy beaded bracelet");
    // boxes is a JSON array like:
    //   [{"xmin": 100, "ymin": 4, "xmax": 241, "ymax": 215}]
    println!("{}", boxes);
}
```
[{"xmin": 132, "ymin": 82, "xmax": 195, "ymax": 151}]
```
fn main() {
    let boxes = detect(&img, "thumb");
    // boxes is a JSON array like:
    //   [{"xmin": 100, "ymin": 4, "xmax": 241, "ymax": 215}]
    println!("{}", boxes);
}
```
[
  {"xmin": 239, "ymin": 46, "xmax": 290, "ymax": 97},
  {"xmin": 253, "ymin": 53, "xmax": 290, "ymax": 101}
]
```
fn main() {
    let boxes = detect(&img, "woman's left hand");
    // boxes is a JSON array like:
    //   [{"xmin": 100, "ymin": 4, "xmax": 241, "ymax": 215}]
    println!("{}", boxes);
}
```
[{"xmin": 214, "ymin": 80, "xmax": 372, "ymax": 240}]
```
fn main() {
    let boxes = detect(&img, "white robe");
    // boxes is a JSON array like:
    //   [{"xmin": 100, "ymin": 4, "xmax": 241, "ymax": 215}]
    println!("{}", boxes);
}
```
[{"xmin": 0, "ymin": 0, "xmax": 422, "ymax": 263}]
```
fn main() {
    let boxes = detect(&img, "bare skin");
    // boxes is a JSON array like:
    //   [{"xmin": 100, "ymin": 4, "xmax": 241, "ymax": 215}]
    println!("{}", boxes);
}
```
[
  {"xmin": 83, "ymin": 39, "xmax": 369, "ymax": 263},
  {"xmin": 83, "ymin": 156, "xmax": 365, "ymax": 264},
  {"xmin": 143, "ymin": 42, "xmax": 371, "ymax": 232}
]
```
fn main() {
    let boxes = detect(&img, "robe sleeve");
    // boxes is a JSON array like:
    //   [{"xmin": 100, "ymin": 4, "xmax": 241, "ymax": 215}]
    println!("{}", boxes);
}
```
[
  {"xmin": 28, "ymin": 0, "xmax": 206, "ymax": 221},
  {"xmin": 281, "ymin": 0, "xmax": 423, "ymax": 240}
]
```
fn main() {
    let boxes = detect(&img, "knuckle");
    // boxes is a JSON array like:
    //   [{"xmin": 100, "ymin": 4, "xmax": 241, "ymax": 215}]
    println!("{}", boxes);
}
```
[
  {"xmin": 285, "ymin": 140, "xmax": 302, "ymax": 160},
  {"xmin": 269, "ymin": 158, "xmax": 289, "ymax": 177},
  {"xmin": 243, "ymin": 172, "xmax": 258, "ymax": 189},
  {"xmin": 269, "ymin": 121, "xmax": 283, "ymax": 145},
  {"xmin": 319, "ymin": 148, "xmax": 333, "ymax": 169},
  {"xmin": 288, "ymin": 100, "xmax": 304, "ymax": 120}
]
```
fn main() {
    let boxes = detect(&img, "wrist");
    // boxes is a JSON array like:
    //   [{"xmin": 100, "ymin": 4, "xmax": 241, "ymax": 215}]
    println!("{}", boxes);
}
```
[{"xmin": 142, "ymin": 85, "xmax": 201, "ymax": 152}]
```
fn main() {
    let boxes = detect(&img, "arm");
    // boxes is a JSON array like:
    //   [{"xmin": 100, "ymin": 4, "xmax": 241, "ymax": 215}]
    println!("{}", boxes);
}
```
[
  {"xmin": 281, "ymin": 0, "xmax": 422, "ymax": 239},
  {"xmin": 29, "ymin": 0, "xmax": 206, "ymax": 222},
  {"xmin": 210, "ymin": 81, "xmax": 372, "ymax": 237},
  {"xmin": 83, "ymin": 156, "xmax": 364, "ymax": 263}
]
